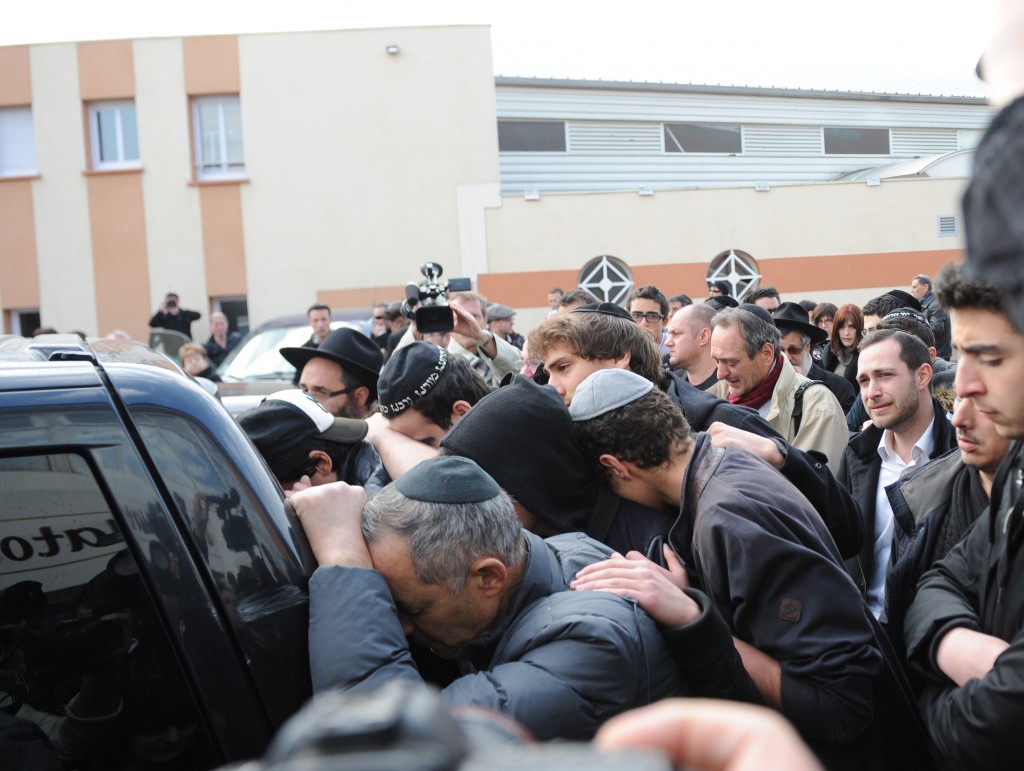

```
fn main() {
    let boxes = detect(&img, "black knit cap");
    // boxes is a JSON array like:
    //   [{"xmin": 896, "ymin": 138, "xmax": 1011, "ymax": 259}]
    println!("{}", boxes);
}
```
[
  {"xmin": 377, "ymin": 342, "xmax": 448, "ymax": 417},
  {"xmin": 395, "ymin": 456, "xmax": 501, "ymax": 504},
  {"xmin": 440, "ymin": 374, "xmax": 598, "ymax": 531},
  {"xmin": 962, "ymin": 96, "xmax": 1024, "ymax": 332}
]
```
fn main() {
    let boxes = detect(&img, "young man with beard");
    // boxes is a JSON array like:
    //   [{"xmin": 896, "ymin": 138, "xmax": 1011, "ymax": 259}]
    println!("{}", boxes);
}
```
[
  {"xmin": 837, "ymin": 329, "xmax": 956, "ymax": 618},
  {"xmin": 884, "ymin": 393, "xmax": 1010, "ymax": 659},
  {"xmin": 903, "ymin": 262, "xmax": 1024, "ymax": 766}
]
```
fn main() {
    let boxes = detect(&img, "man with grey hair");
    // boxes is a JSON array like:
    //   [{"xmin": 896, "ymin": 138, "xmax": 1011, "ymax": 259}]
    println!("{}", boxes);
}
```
[
  {"xmin": 289, "ymin": 455, "xmax": 685, "ymax": 740},
  {"xmin": 710, "ymin": 304, "xmax": 848, "ymax": 472},
  {"xmin": 910, "ymin": 273, "xmax": 951, "ymax": 359}
]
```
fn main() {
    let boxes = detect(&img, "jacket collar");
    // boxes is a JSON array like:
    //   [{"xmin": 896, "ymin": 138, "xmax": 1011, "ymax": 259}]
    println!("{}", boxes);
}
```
[{"xmin": 454, "ymin": 530, "xmax": 611, "ymax": 664}]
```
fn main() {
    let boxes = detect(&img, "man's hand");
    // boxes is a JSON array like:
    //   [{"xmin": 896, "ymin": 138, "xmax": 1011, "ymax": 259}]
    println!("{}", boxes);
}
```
[
  {"xmin": 572, "ymin": 548, "xmax": 699, "ymax": 627},
  {"xmin": 363, "ymin": 413, "xmax": 439, "ymax": 478},
  {"xmin": 450, "ymin": 302, "xmax": 484, "ymax": 340},
  {"xmin": 450, "ymin": 303, "xmax": 495, "ymax": 355},
  {"xmin": 364, "ymin": 412, "xmax": 390, "ymax": 444},
  {"xmin": 289, "ymin": 482, "xmax": 372, "ymax": 569},
  {"xmin": 935, "ymin": 626, "xmax": 1011, "ymax": 687},
  {"xmin": 596, "ymin": 698, "xmax": 822, "ymax": 771},
  {"xmin": 284, "ymin": 475, "xmax": 314, "ymax": 494},
  {"xmin": 707, "ymin": 422, "xmax": 784, "ymax": 469}
]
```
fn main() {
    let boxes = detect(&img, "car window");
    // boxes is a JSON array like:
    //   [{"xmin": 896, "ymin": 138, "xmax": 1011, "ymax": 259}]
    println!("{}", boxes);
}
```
[
  {"xmin": 218, "ymin": 321, "xmax": 364, "ymax": 381},
  {"xmin": 131, "ymin": 407, "xmax": 312, "ymax": 725},
  {"xmin": 0, "ymin": 451, "xmax": 218, "ymax": 769}
]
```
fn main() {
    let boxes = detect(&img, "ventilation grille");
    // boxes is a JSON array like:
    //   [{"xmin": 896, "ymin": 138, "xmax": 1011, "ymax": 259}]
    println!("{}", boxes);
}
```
[
  {"xmin": 892, "ymin": 129, "xmax": 959, "ymax": 156},
  {"xmin": 937, "ymin": 214, "xmax": 958, "ymax": 238},
  {"xmin": 567, "ymin": 123, "xmax": 663, "ymax": 153},
  {"xmin": 743, "ymin": 127, "xmax": 823, "ymax": 155}
]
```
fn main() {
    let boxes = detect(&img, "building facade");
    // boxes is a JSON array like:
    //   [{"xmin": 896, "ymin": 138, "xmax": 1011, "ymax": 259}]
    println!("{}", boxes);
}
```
[{"xmin": 0, "ymin": 26, "xmax": 995, "ymax": 341}]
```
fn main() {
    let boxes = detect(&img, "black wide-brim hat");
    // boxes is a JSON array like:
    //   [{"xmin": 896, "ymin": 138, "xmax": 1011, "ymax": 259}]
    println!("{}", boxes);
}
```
[
  {"xmin": 280, "ymin": 327, "xmax": 383, "ymax": 400},
  {"xmin": 773, "ymin": 301, "xmax": 828, "ymax": 345}
]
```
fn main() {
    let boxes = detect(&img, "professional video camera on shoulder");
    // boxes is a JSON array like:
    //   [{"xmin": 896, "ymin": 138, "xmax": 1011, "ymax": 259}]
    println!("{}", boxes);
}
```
[{"xmin": 402, "ymin": 262, "xmax": 472, "ymax": 334}]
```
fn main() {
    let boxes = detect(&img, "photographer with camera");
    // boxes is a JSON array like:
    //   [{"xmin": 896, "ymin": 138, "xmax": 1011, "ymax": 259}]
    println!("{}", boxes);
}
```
[
  {"xmin": 148, "ymin": 292, "xmax": 201, "ymax": 341},
  {"xmin": 446, "ymin": 292, "xmax": 521, "ymax": 387},
  {"xmin": 395, "ymin": 264, "xmax": 520, "ymax": 387}
]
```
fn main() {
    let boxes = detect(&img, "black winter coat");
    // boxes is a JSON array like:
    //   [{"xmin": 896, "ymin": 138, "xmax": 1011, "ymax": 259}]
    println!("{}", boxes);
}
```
[{"xmin": 904, "ymin": 442, "xmax": 1024, "ymax": 769}]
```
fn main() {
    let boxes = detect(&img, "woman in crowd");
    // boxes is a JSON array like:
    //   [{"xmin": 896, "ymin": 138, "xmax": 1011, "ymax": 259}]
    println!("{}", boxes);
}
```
[
  {"xmin": 821, "ymin": 303, "xmax": 862, "ymax": 391},
  {"xmin": 203, "ymin": 312, "xmax": 242, "ymax": 368}
]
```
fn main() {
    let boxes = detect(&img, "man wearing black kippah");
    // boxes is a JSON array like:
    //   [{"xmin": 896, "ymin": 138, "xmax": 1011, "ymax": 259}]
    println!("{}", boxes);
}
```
[
  {"xmin": 373, "ymin": 342, "xmax": 490, "ymax": 449},
  {"xmin": 289, "ymin": 456, "xmax": 686, "ymax": 741}
]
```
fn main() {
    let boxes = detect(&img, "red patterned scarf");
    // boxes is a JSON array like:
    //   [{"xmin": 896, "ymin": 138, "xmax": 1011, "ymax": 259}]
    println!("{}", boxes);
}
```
[{"xmin": 728, "ymin": 354, "xmax": 783, "ymax": 409}]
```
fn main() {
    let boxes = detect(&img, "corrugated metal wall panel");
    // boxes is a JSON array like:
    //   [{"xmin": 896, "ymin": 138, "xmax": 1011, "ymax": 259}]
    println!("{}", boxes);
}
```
[
  {"xmin": 496, "ymin": 86, "xmax": 993, "ymax": 130},
  {"xmin": 891, "ymin": 129, "xmax": 960, "ymax": 155},
  {"xmin": 567, "ymin": 122, "xmax": 662, "ymax": 153},
  {"xmin": 494, "ymin": 84, "xmax": 992, "ymax": 194},
  {"xmin": 743, "ymin": 127, "xmax": 823, "ymax": 155},
  {"xmin": 498, "ymin": 153, "xmax": 893, "ymax": 193}
]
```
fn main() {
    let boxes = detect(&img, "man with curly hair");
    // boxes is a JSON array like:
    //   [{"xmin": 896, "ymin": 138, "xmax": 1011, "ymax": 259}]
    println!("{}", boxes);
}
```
[{"xmin": 568, "ymin": 367, "xmax": 914, "ymax": 769}]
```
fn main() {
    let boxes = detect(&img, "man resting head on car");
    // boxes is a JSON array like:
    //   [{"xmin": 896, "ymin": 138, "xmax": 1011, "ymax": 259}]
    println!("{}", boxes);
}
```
[{"xmin": 238, "ymin": 390, "xmax": 374, "ymax": 490}]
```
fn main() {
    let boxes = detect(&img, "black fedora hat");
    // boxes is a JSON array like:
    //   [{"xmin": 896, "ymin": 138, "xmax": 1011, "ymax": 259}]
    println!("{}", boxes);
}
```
[
  {"xmin": 280, "ymin": 328, "xmax": 383, "ymax": 400},
  {"xmin": 773, "ymin": 301, "xmax": 828, "ymax": 345}
]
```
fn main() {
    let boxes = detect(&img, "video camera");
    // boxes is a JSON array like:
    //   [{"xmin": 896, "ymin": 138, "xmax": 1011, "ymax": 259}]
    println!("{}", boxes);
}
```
[{"xmin": 402, "ymin": 262, "xmax": 472, "ymax": 334}]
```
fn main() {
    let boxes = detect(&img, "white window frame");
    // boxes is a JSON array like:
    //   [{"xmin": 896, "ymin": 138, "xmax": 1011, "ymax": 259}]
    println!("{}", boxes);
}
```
[
  {"xmin": 0, "ymin": 106, "xmax": 38, "ymax": 178},
  {"xmin": 192, "ymin": 95, "xmax": 246, "ymax": 181},
  {"xmin": 88, "ymin": 100, "xmax": 141, "ymax": 171}
]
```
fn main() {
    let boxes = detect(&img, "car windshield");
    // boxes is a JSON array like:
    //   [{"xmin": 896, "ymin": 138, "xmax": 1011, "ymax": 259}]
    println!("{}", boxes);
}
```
[
  {"xmin": 218, "ymin": 327, "xmax": 306, "ymax": 381},
  {"xmin": 218, "ymin": 322, "xmax": 362, "ymax": 382}
]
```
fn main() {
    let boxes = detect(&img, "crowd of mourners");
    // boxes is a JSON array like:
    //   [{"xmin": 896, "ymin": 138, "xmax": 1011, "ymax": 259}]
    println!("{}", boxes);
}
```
[
  {"xmin": 11, "ymin": 7, "xmax": 1024, "ymax": 770},
  {"xmin": 235, "ymin": 9, "xmax": 1024, "ymax": 765},
  {"xmin": 223, "ymin": 13, "xmax": 1024, "ymax": 768}
]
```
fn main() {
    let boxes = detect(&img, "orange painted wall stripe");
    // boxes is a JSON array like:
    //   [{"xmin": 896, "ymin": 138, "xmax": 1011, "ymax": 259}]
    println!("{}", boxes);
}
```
[
  {"xmin": 183, "ymin": 36, "xmax": 240, "ymax": 95},
  {"xmin": 758, "ymin": 249, "xmax": 963, "ymax": 293},
  {"xmin": 477, "ymin": 269, "xmax": 582, "ymax": 307},
  {"xmin": 77, "ymin": 40, "xmax": 135, "ymax": 100},
  {"xmin": 480, "ymin": 249, "xmax": 965, "ymax": 307},
  {"xmin": 184, "ymin": 38, "xmax": 247, "ymax": 304},
  {"xmin": 0, "ymin": 46, "xmax": 31, "ymax": 105},
  {"xmin": 319, "ymin": 286, "xmax": 409, "ymax": 310},
  {"xmin": 77, "ymin": 42, "xmax": 151, "ymax": 340},
  {"xmin": 198, "ymin": 185, "xmax": 247, "ymax": 297},
  {"xmin": 0, "ymin": 180, "xmax": 40, "ymax": 309},
  {"xmin": 86, "ymin": 173, "xmax": 152, "ymax": 338}
]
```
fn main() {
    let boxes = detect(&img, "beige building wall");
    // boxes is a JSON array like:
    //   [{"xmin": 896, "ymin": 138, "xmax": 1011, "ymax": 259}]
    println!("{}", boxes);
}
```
[
  {"xmin": 480, "ymin": 175, "xmax": 968, "ymax": 334},
  {"xmin": 29, "ymin": 44, "xmax": 98, "ymax": 335},
  {"xmin": 236, "ymin": 26, "xmax": 500, "ymax": 322},
  {"xmin": 135, "ymin": 37, "xmax": 209, "ymax": 342},
  {"xmin": 2, "ymin": 27, "xmax": 975, "ymax": 341}
]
